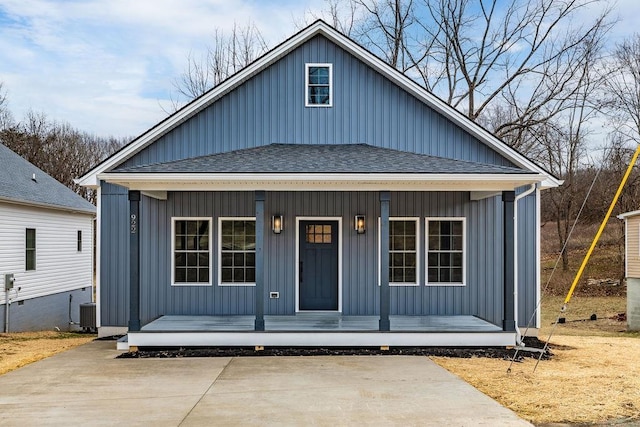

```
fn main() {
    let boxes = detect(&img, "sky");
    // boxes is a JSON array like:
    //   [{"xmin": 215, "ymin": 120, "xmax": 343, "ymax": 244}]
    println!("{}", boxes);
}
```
[{"xmin": 0, "ymin": 0, "xmax": 639, "ymax": 139}]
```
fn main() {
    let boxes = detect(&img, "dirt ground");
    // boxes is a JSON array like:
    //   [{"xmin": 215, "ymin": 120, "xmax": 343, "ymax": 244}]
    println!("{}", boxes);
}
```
[{"xmin": 0, "ymin": 331, "xmax": 94, "ymax": 375}]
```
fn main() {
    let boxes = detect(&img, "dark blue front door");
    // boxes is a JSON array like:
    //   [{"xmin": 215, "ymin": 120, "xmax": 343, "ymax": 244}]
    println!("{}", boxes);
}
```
[{"xmin": 299, "ymin": 221, "xmax": 338, "ymax": 311}]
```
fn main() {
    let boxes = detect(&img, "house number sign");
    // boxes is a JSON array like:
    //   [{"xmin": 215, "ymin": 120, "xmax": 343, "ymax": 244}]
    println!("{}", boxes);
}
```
[{"xmin": 130, "ymin": 214, "xmax": 137, "ymax": 234}]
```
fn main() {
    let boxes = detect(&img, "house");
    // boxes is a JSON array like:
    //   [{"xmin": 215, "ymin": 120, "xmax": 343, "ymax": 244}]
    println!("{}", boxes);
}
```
[
  {"xmin": 616, "ymin": 210, "xmax": 640, "ymax": 330},
  {"xmin": 0, "ymin": 142, "xmax": 95, "ymax": 332},
  {"xmin": 77, "ymin": 20, "xmax": 560, "ymax": 349}
]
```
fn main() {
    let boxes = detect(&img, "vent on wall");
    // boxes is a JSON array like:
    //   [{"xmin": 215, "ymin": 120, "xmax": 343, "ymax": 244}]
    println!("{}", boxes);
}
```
[{"xmin": 79, "ymin": 303, "xmax": 96, "ymax": 331}]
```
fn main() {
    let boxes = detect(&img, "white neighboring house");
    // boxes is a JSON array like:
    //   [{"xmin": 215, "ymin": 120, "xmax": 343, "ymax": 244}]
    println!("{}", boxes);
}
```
[{"xmin": 0, "ymin": 142, "xmax": 95, "ymax": 332}]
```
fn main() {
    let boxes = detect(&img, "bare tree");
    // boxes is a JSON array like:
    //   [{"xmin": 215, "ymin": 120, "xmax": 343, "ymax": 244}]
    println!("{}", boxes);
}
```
[
  {"xmin": 0, "ymin": 82, "xmax": 14, "ymax": 131},
  {"xmin": 0, "ymin": 110, "xmax": 128, "ymax": 203},
  {"xmin": 303, "ymin": 0, "xmax": 360, "ymax": 36},
  {"xmin": 168, "ymin": 22, "xmax": 268, "ymax": 110},
  {"xmin": 602, "ymin": 35, "xmax": 640, "ymax": 145}
]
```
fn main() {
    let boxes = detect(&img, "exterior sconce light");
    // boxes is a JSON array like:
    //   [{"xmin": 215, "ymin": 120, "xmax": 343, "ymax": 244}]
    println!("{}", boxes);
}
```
[
  {"xmin": 355, "ymin": 215, "xmax": 366, "ymax": 234},
  {"xmin": 272, "ymin": 215, "xmax": 283, "ymax": 234}
]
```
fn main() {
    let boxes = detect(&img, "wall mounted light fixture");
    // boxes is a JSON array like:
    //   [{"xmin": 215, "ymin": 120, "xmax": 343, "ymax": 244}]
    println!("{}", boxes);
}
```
[
  {"xmin": 355, "ymin": 215, "xmax": 366, "ymax": 234},
  {"xmin": 272, "ymin": 215, "xmax": 283, "ymax": 234}
]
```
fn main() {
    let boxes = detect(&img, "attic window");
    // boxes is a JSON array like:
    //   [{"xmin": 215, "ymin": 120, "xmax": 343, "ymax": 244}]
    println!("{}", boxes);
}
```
[{"xmin": 305, "ymin": 63, "xmax": 332, "ymax": 107}]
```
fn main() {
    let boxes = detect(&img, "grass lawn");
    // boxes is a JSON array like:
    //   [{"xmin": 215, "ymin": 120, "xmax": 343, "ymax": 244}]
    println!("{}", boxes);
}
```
[{"xmin": 433, "ymin": 296, "xmax": 640, "ymax": 425}]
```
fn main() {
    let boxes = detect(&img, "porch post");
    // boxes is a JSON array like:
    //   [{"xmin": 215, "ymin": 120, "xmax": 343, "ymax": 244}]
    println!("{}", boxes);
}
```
[
  {"xmin": 379, "ymin": 191, "xmax": 391, "ymax": 331},
  {"xmin": 255, "ymin": 190, "xmax": 265, "ymax": 331},
  {"xmin": 128, "ymin": 190, "xmax": 141, "ymax": 332},
  {"xmin": 502, "ymin": 190, "xmax": 516, "ymax": 332}
]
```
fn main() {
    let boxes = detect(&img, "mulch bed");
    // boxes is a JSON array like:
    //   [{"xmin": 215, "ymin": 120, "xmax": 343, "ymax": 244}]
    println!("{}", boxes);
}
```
[{"xmin": 117, "ymin": 337, "xmax": 551, "ymax": 361}]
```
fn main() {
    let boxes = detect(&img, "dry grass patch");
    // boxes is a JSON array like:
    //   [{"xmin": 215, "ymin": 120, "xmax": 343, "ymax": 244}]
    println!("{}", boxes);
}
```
[
  {"xmin": 433, "ymin": 335, "xmax": 640, "ymax": 425},
  {"xmin": 0, "ymin": 331, "xmax": 94, "ymax": 375}
]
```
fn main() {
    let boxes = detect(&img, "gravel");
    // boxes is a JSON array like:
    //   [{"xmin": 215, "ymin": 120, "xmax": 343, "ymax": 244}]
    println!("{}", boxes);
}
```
[{"xmin": 117, "ymin": 337, "xmax": 551, "ymax": 361}]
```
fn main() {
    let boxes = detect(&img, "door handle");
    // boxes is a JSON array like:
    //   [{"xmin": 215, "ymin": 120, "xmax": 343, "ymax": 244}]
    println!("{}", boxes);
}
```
[{"xmin": 299, "ymin": 261, "xmax": 303, "ymax": 282}]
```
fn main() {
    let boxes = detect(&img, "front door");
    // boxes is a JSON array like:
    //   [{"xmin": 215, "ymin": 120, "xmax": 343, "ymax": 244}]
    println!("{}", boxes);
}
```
[{"xmin": 299, "ymin": 220, "xmax": 339, "ymax": 311}]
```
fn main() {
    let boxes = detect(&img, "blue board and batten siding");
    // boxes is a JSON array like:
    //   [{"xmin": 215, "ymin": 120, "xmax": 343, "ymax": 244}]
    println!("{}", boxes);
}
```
[
  {"xmin": 118, "ymin": 36, "xmax": 515, "ymax": 169},
  {"xmin": 100, "ymin": 189, "xmax": 538, "ymax": 327},
  {"xmin": 99, "ymin": 34, "xmax": 539, "ymax": 328}
]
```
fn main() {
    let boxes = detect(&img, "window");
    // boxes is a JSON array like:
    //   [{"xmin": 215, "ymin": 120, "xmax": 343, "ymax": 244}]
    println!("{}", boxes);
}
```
[
  {"xmin": 26, "ymin": 228, "xmax": 36, "ymax": 271},
  {"xmin": 219, "ymin": 218, "xmax": 256, "ymax": 286},
  {"xmin": 427, "ymin": 218, "xmax": 465, "ymax": 285},
  {"xmin": 172, "ymin": 218, "xmax": 211, "ymax": 286},
  {"xmin": 305, "ymin": 63, "xmax": 332, "ymax": 107},
  {"xmin": 77, "ymin": 230, "xmax": 82, "ymax": 252},
  {"xmin": 379, "ymin": 218, "xmax": 419, "ymax": 286}
]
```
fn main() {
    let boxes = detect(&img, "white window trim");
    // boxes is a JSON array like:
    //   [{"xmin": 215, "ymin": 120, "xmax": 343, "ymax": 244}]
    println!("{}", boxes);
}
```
[
  {"xmin": 305, "ymin": 63, "xmax": 333, "ymax": 107},
  {"xmin": 295, "ymin": 216, "xmax": 343, "ymax": 312},
  {"xmin": 218, "ymin": 217, "xmax": 257, "ymax": 287},
  {"xmin": 425, "ymin": 217, "xmax": 466, "ymax": 287},
  {"xmin": 378, "ymin": 217, "xmax": 420, "ymax": 287},
  {"xmin": 25, "ymin": 227, "xmax": 36, "ymax": 272},
  {"xmin": 171, "ymin": 217, "xmax": 213, "ymax": 287}
]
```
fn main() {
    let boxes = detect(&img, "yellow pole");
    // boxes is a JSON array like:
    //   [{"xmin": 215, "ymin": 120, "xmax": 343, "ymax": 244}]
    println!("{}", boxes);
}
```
[{"xmin": 563, "ymin": 144, "xmax": 640, "ymax": 304}]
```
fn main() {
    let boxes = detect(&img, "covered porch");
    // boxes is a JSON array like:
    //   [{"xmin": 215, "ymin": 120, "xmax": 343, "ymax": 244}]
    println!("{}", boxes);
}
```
[
  {"xmin": 98, "ymin": 144, "xmax": 547, "ymax": 349},
  {"xmin": 122, "ymin": 313, "xmax": 514, "ymax": 350}
]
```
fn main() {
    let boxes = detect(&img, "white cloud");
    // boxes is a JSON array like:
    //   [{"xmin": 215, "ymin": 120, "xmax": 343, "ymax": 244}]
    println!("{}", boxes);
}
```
[{"xmin": 0, "ymin": 0, "xmax": 318, "ymax": 137}]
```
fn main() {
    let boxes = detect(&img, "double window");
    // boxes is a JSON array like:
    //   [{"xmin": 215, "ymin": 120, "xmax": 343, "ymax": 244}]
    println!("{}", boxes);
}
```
[
  {"xmin": 305, "ymin": 63, "xmax": 332, "ymax": 107},
  {"xmin": 380, "ymin": 217, "xmax": 466, "ymax": 286}
]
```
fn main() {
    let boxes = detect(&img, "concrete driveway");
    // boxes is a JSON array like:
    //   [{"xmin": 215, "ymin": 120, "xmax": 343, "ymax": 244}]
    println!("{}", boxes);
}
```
[{"xmin": 0, "ymin": 341, "xmax": 531, "ymax": 426}]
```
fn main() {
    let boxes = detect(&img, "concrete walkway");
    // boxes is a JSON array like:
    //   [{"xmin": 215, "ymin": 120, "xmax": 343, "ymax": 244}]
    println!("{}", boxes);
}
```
[{"xmin": 0, "ymin": 341, "xmax": 531, "ymax": 426}]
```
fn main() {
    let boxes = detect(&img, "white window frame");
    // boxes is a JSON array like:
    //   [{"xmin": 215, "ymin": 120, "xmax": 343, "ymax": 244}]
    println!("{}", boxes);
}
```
[
  {"xmin": 171, "ymin": 217, "xmax": 212, "ymax": 287},
  {"xmin": 25, "ymin": 227, "xmax": 36, "ymax": 271},
  {"xmin": 425, "ymin": 217, "xmax": 466, "ymax": 287},
  {"xmin": 305, "ymin": 63, "xmax": 333, "ymax": 107},
  {"xmin": 378, "ymin": 217, "xmax": 420, "ymax": 287},
  {"xmin": 218, "ymin": 217, "xmax": 257, "ymax": 287}
]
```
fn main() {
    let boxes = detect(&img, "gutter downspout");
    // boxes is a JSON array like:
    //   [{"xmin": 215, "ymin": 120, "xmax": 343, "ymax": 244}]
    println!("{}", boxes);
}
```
[{"xmin": 514, "ymin": 183, "xmax": 537, "ymax": 345}]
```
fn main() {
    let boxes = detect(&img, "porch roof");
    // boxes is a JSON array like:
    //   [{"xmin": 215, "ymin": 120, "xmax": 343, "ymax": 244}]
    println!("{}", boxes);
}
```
[
  {"xmin": 99, "ymin": 144, "xmax": 546, "ymax": 193},
  {"xmin": 113, "ymin": 144, "xmax": 530, "ymax": 175}
]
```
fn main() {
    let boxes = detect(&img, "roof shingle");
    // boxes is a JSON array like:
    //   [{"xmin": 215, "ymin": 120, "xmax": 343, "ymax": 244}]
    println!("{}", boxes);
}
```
[
  {"xmin": 0, "ymin": 143, "xmax": 95, "ymax": 214},
  {"xmin": 113, "ymin": 144, "xmax": 531, "ymax": 175}
]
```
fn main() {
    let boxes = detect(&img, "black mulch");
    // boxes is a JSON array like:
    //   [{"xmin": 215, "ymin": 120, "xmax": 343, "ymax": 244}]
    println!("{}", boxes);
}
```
[{"xmin": 117, "ymin": 336, "xmax": 552, "ymax": 361}]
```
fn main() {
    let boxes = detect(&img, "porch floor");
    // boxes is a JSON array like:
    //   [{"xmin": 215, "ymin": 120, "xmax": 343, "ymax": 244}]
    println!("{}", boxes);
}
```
[
  {"xmin": 123, "ymin": 314, "xmax": 514, "ymax": 349},
  {"xmin": 141, "ymin": 314, "xmax": 502, "ymax": 332}
]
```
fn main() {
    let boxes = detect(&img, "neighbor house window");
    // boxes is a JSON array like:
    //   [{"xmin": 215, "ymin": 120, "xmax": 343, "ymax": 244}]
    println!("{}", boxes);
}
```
[
  {"xmin": 77, "ymin": 230, "xmax": 82, "ymax": 252},
  {"xmin": 379, "ymin": 218, "xmax": 419, "ymax": 286},
  {"xmin": 172, "ymin": 218, "xmax": 211, "ymax": 286},
  {"xmin": 305, "ymin": 63, "xmax": 332, "ymax": 107},
  {"xmin": 26, "ymin": 228, "xmax": 36, "ymax": 271},
  {"xmin": 426, "ymin": 218, "xmax": 465, "ymax": 285},
  {"xmin": 219, "ymin": 218, "xmax": 256, "ymax": 286}
]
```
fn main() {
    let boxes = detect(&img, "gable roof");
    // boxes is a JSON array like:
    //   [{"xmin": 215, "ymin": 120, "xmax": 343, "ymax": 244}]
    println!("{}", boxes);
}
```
[
  {"xmin": 0, "ymin": 143, "xmax": 95, "ymax": 214},
  {"xmin": 77, "ymin": 20, "xmax": 560, "ymax": 189},
  {"xmin": 113, "ymin": 143, "xmax": 531, "ymax": 175}
]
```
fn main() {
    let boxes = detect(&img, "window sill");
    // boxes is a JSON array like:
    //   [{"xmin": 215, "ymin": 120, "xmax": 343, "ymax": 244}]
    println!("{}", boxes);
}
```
[
  {"xmin": 218, "ymin": 283, "xmax": 256, "ymax": 287},
  {"xmin": 171, "ymin": 283, "xmax": 212, "ymax": 287},
  {"xmin": 425, "ymin": 283, "xmax": 466, "ymax": 287}
]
